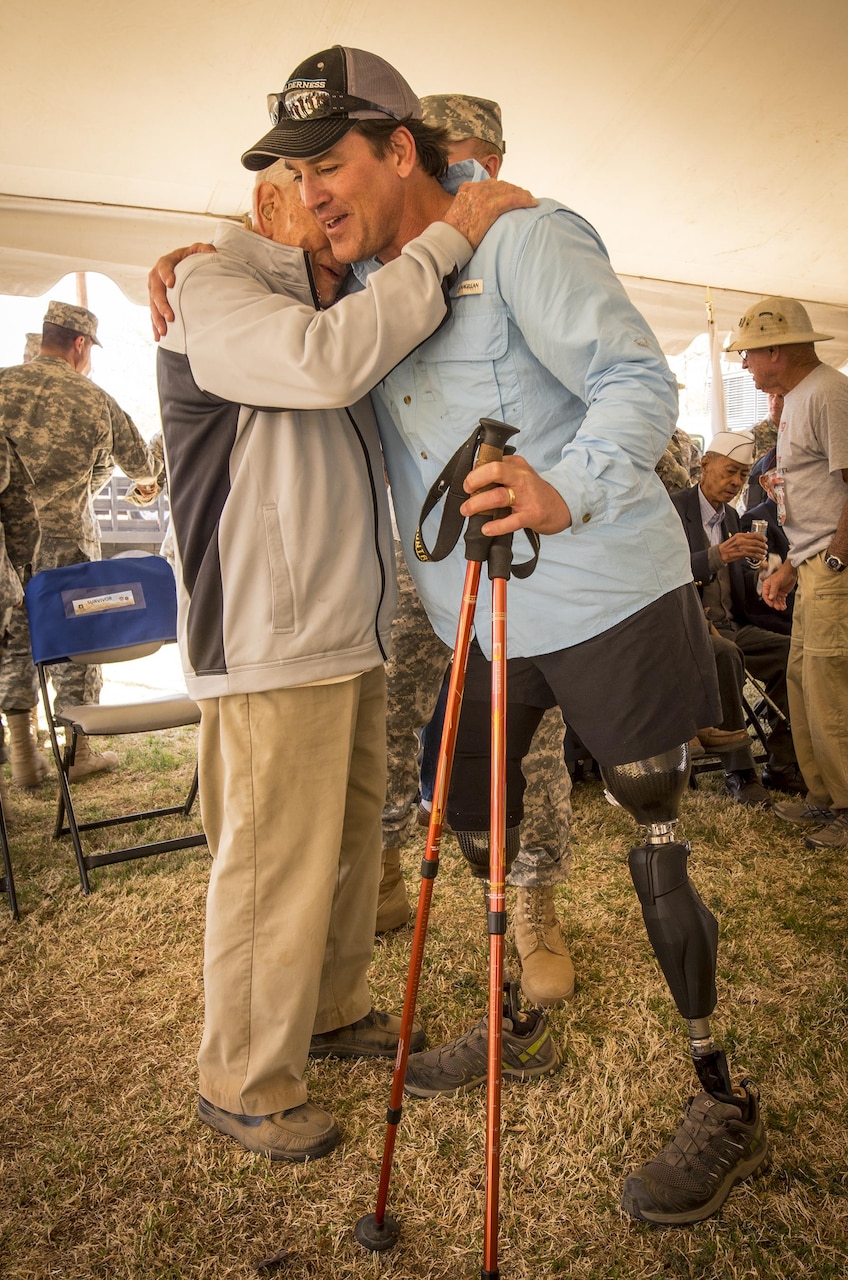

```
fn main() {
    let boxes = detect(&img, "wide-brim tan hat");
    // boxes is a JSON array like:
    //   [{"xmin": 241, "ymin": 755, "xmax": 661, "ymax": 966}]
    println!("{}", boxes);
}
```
[{"xmin": 725, "ymin": 296, "xmax": 833, "ymax": 351}]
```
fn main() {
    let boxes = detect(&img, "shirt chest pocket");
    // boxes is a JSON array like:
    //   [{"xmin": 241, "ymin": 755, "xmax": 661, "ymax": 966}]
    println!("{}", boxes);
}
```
[{"xmin": 414, "ymin": 304, "xmax": 522, "ymax": 431}]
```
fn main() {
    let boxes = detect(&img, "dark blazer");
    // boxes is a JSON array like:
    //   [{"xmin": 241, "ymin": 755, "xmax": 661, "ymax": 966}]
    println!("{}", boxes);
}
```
[
  {"xmin": 740, "ymin": 499, "xmax": 793, "ymax": 633},
  {"xmin": 740, "ymin": 497, "xmax": 789, "ymax": 560},
  {"xmin": 670, "ymin": 484, "xmax": 754, "ymax": 626}
]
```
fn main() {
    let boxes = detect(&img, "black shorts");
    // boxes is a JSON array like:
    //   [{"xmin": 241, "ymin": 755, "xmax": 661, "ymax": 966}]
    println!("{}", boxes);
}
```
[{"xmin": 447, "ymin": 582, "xmax": 720, "ymax": 831}]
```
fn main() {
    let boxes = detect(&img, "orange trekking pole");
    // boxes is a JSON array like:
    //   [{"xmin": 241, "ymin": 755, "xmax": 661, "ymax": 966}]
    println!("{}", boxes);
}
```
[{"xmin": 355, "ymin": 418, "xmax": 535, "ymax": 1280}]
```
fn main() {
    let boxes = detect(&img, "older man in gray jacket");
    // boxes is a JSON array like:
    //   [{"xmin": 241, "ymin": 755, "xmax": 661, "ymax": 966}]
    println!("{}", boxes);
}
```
[{"xmin": 156, "ymin": 155, "xmax": 531, "ymax": 1162}]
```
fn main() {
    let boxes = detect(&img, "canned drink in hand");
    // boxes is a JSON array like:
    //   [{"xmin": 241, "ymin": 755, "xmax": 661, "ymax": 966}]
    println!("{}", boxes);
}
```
[{"xmin": 747, "ymin": 518, "xmax": 768, "ymax": 567}]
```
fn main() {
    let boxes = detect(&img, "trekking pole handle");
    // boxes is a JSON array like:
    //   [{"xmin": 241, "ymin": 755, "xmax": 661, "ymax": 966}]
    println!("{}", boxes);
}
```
[
  {"xmin": 475, "ymin": 418, "xmax": 519, "ymax": 471},
  {"xmin": 465, "ymin": 418, "xmax": 520, "ymax": 567}
]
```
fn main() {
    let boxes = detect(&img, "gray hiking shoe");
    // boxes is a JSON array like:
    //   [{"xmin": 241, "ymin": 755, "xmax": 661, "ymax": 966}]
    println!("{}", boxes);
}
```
[
  {"xmin": 805, "ymin": 810, "xmax": 848, "ymax": 850},
  {"xmin": 198, "ymin": 1097, "xmax": 339, "ymax": 1162},
  {"xmin": 309, "ymin": 1008, "xmax": 425, "ymax": 1059},
  {"xmin": 621, "ymin": 1080, "xmax": 768, "ymax": 1225},
  {"xmin": 772, "ymin": 800, "xmax": 835, "ymax": 826},
  {"xmin": 404, "ymin": 984, "xmax": 560, "ymax": 1098}
]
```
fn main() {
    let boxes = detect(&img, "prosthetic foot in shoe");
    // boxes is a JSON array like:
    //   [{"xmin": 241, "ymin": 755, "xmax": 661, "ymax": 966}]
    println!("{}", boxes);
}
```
[{"xmin": 620, "ymin": 1079, "xmax": 768, "ymax": 1225}]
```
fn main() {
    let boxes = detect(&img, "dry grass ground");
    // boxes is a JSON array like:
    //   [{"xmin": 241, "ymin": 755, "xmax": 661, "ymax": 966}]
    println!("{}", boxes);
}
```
[{"xmin": 1, "ymin": 730, "xmax": 846, "ymax": 1279}]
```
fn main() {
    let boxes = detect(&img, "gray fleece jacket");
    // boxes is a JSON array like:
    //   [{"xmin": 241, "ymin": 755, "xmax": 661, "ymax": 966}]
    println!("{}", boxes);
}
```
[{"xmin": 156, "ymin": 218, "xmax": 471, "ymax": 698}]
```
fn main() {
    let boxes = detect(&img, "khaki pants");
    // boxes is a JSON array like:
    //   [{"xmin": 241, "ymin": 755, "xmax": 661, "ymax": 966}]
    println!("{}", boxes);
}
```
[
  {"xmin": 196, "ymin": 667, "xmax": 386, "ymax": 1115},
  {"xmin": 788, "ymin": 553, "xmax": 848, "ymax": 810}
]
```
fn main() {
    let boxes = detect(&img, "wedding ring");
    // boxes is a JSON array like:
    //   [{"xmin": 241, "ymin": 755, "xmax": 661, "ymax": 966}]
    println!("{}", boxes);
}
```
[{"xmin": 507, "ymin": 487, "xmax": 517, "ymax": 506}]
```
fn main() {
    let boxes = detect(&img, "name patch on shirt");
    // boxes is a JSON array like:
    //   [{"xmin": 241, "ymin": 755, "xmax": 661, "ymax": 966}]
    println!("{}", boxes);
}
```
[{"xmin": 455, "ymin": 279, "xmax": 484, "ymax": 297}]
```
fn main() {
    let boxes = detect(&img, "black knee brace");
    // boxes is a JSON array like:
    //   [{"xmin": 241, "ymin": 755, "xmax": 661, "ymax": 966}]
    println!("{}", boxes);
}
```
[{"xmin": 455, "ymin": 826, "xmax": 521, "ymax": 879}]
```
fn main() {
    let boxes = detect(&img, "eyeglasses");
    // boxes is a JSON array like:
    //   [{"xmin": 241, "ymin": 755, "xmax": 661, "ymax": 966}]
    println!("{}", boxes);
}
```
[{"xmin": 267, "ymin": 89, "xmax": 396, "ymax": 125}]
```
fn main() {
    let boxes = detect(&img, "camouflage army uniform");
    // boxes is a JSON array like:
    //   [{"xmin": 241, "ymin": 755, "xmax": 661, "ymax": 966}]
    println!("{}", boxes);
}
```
[
  {"xmin": 0, "ymin": 435, "xmax": 39, "ymax": 633},
  {"xmin": 0, "ymin": 354, "xmax": 159, "ymax": 714},
  {"xmin": 384, "ymin": 542, "xmax": 571, "ymax": 886},
  {"xmin": 655, "ymin": 426, "xmax": 702, "ymax": 493},
  {"xmin": 752, "ymin": 416, "xmax": 778, "ymax": 461},
  {"xmin": 124, "ymin": 432, "xmax": 173, "ymax": 563},
  {"xmin": 655, "ymin": 447, "xmax": 689, "ymax": 494},
  {"xmin": 383, "ymin": 539, "xmax": 452, "ymax": 847}
]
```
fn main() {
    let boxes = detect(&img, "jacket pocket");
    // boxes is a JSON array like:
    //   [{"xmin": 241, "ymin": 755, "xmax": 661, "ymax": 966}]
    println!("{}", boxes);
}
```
[{"xmin": 262, "ymin": 504, "xmax": 295, "ymax": 633}]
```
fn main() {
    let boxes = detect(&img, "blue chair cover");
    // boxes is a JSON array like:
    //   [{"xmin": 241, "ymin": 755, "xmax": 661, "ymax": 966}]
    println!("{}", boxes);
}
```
[{"xmin": 25, "ymin": 556, "xmax": 178, "ymax": 665}]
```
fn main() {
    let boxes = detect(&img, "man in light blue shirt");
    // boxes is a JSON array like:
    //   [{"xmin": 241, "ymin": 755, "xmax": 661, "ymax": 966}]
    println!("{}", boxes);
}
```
[{"xmin": 238, "ymin": 44, "xmax": 768, "ymax": 1227}]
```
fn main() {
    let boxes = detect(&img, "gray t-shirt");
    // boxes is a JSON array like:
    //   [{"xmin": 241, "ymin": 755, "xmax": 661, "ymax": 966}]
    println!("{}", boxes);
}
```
[{"xmin": 776, "ymin": 362, "xmax": 848, "ymax": 565}]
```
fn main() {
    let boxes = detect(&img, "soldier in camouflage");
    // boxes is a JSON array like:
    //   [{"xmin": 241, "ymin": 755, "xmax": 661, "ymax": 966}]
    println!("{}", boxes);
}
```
[
  {"xmin": 0, "ymin": 301, "xmax": 160, "ymax": 785},
  {"xmin": 23, "ymin": 333, "xmax": 41, "ymax": 364},
  {"xmin": 379, "ymin": 96, "xmax": 574, "ymax": 1008},
  {"xmin": 752, "ymin": 392, "xmax": 783, "ymax": 460},
  {"xmin": 655, "ymin": 426, "xmax": 701, "ymax": 494},
  {"xmin": 419, "ymin": 94, "xmax": 505, "ymax": 177},
  {"xmin": 0, "ymin": 434, "xmax": 40, "ymax": 810}
]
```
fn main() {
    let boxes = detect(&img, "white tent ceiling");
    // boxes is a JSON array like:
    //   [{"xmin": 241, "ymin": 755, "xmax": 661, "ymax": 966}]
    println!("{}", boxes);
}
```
[{"xmin": 3, "ymin": 0, "xmax": 847, "ymax": 362}]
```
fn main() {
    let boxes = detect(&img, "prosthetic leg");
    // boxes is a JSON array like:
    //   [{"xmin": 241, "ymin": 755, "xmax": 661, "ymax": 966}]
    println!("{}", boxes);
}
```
[
  {"xmin": 356, "ymin": 419, "xmax": 537, "ymax": 1279},
  {"xmin": 601, "ymin": 748, "xmax": 733, "ymax": 1098}
]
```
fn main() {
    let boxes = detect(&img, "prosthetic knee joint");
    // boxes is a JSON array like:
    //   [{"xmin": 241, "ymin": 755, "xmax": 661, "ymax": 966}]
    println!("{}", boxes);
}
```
[{"xmin": 602, "ymin": 745, "xmax": 734, "ymax": 1099}]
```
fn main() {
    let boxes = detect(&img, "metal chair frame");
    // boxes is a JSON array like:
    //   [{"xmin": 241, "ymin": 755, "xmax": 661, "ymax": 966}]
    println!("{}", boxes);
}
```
[{"xmin": 26, "ymin": 556, "xmax": 206, "ymax": 894}]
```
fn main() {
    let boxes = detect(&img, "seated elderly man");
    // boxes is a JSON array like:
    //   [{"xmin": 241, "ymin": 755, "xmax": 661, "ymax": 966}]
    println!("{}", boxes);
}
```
[{"xmin": 671, "ymin": 431, "xmax": 803, "ymax": 803}]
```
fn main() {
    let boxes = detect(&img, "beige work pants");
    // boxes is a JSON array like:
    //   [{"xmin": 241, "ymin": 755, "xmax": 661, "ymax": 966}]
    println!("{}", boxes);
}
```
[
  {"xmin": 788, "ymin": 553, "xmax": 848, "ymax": 810},
  {"xmin": 196, "ymin": 667, "xmax": 386, "ymax": 1115}
]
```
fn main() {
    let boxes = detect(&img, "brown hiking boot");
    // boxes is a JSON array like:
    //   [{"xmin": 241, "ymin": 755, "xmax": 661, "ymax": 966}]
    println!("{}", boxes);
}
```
[
  {"xmin": 198, "ymin": 1096, "xmax": 339, "ymax": 1161},
  {"xmin": 309, "ymin": 1008, "xmax": 425, "ymax": 1059},
  {"xmin": 514, "ymin": 885, "xmax": 575, "ymax": 1006}
]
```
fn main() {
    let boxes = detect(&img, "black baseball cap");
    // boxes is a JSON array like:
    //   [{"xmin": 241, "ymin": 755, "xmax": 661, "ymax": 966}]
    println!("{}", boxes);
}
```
[{"xmin": 241, "ymin": 45, "xmax": 422, "ymax": 169}]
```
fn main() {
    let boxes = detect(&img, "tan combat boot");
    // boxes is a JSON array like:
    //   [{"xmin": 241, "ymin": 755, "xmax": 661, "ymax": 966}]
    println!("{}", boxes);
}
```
[
  {"xmin": 375, "ymin": 846, "xmax": 411, "ymax": 933},
  {"xmin": 8, "ymin": 710, "xmax": 49, "ymax": 788},
  {"xmin": 67, "ymin": 734, "xmax": 119, "ymax": 782},
  {"xmin": 514, "ymin": 885, "xmax": 575, "ymax": 1007}
]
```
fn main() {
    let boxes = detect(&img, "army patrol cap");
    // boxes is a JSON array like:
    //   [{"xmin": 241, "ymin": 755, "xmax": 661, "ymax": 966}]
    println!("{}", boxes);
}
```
[
  {"xmin": 43, "ymin": 301, "xmax": 102, "ymax": 347},
  {"xmin": 420, "ymin": 94, "xmax": 505, "ymax": 153},
  {"xmin": 704, "ymin": 430, "xmax": 755, "ymax": 465},
  {"xmin": 725, "ymin": 296, "xmax": 832, "ymax": 351}
]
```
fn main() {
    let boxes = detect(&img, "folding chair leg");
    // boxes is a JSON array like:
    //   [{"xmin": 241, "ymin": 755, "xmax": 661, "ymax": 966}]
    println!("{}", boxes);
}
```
[
  {"xmin": 38, "ymin": 671, "xmax": 92, "ymax": 894},
  {"xmin": 0, "ymin": 787, "xmax": 19, "ymax": 919}
]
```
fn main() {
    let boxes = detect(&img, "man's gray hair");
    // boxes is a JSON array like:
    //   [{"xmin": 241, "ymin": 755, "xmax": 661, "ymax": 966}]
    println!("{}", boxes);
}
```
[
  {"xmin": 253, "ymin": 159, "xmax": 297, "ymax": 191},
  {"xmin": 251, "ymin": 160, "xmax": 297, "ymax": 224}
]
